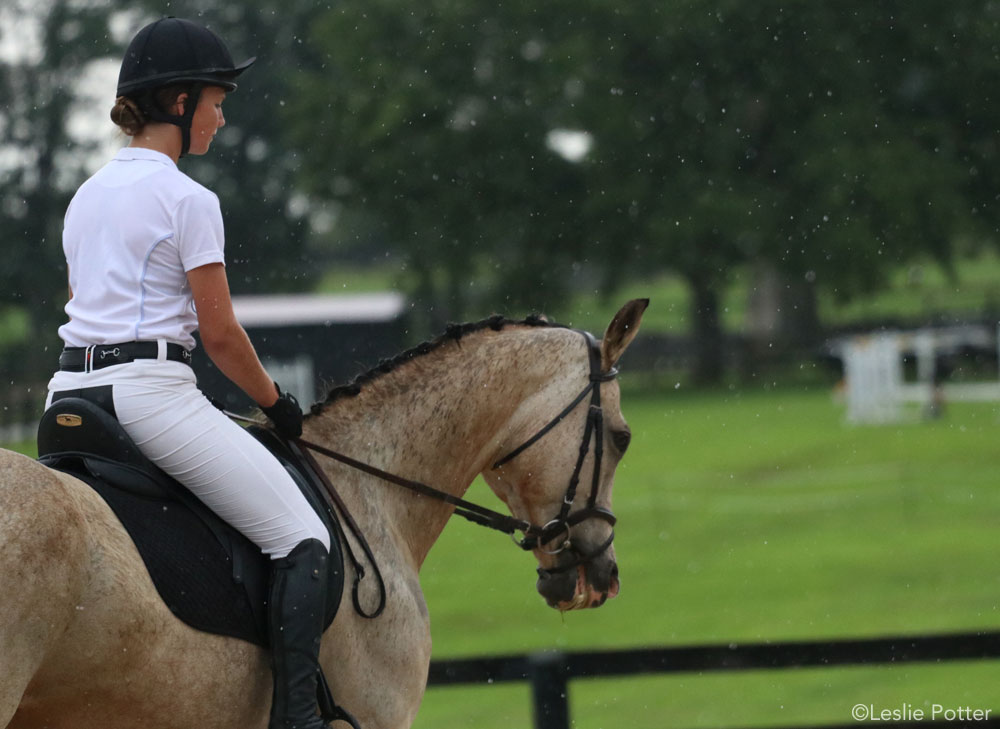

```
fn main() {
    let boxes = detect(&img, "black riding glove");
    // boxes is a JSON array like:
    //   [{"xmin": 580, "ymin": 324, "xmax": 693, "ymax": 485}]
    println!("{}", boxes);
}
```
[{"xmin": 261, "ymin": 383, "xmax": 303, "ymax": 440}]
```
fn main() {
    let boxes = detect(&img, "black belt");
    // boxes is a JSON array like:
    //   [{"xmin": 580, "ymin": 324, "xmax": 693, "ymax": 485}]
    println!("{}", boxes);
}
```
[{"xmin": 59, "ymin": 341, "xmax": 192, "ymax": 372}]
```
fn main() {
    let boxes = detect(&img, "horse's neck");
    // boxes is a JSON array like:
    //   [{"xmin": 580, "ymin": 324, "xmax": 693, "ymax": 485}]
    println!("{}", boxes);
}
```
[{"xmin": 305, "ymin": 326, "xmax": 575, "ymax": 566}]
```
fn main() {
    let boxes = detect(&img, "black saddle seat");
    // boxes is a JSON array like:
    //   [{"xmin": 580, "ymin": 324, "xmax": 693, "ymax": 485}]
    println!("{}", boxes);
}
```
[
  {"xmin": 36, "ymin": 394, "xmax": 345, "ymax": 647},
  {"xmin": 38, "ymin": 393, "xmax": 184, "ymax": 500}
]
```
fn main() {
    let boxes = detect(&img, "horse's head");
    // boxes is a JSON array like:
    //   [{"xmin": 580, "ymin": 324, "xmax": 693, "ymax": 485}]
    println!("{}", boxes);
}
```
[{"xmin": 483, "ymin": 299, "xmax": 647, "ymax": 611}]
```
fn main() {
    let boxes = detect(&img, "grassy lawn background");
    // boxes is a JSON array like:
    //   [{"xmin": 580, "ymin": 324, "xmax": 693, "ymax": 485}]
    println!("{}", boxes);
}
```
[
  {"xmin": 413, "ymin": 385, "xmax": 1000, "ymax": 728},
  {"xmin": 9, "ymin": 385, "xmax": 997, "ymax": 725}
]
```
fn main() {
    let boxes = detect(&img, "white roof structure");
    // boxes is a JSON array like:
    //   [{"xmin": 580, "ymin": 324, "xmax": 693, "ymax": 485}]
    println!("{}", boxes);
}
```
[{"xmin": 231, "ymin": 292, "xmax": 407, "ymax": 328}]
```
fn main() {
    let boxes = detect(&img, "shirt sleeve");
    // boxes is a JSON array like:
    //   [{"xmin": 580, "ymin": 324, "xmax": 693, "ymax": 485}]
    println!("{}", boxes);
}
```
[{"xmin": 173, "ymin": 190, "xmax": 227, "ymax": 271}]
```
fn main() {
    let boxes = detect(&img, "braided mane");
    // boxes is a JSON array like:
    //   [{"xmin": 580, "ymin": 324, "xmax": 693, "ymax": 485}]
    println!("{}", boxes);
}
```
[{"xmin": 309, "ymin": 313, "xmax": 560, "ymax": 415}]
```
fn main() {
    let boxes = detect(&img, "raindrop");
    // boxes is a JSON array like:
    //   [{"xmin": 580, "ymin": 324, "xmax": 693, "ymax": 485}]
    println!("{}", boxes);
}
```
[{"xmin": 521, "ymin": 39, "xmax": 543, "ymax": 61}]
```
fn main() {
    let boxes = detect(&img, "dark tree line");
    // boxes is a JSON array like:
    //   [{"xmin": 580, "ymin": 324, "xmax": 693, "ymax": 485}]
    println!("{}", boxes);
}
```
[{"xmin": 3, "ymin": 1, "xmax": 999, "ymax": 382}]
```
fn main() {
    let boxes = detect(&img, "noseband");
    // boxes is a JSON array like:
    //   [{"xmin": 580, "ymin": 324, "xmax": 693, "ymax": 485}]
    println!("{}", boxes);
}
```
[{"xmin": 492, "ymin": 330, "xmax": 619, "ymax": 574}]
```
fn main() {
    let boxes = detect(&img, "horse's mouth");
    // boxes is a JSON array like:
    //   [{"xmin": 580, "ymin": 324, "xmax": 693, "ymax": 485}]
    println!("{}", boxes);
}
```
[{"xmin": 538, "ymin": 562, "xmax": 620, "ymax": 611}]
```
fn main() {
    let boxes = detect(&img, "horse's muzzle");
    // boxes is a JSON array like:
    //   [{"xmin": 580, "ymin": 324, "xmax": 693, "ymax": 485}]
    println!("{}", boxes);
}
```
[{"xmin": 536, "ymin": 547, "xmax": 619, "ymax": 611}]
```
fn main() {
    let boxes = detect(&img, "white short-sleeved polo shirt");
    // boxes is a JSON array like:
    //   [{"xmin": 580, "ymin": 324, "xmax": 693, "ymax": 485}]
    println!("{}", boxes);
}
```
[{"xmin": 58, "ymin": 147, "xmax": 226, "ymax": 350}]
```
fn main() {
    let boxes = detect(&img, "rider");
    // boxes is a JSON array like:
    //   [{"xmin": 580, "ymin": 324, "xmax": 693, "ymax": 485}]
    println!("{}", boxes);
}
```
[{"xmin": 46, "ymin": 18, "xmax": 334, "ymax": 729}]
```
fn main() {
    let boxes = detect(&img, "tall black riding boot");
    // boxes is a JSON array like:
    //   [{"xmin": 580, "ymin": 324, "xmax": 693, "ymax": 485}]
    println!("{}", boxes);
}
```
[{"xmin": 268, "ymin": 538, "xmax": 331, "ymax": 729}]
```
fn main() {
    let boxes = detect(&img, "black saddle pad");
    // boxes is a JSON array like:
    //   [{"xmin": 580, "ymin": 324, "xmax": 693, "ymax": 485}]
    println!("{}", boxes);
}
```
[{"xmin": 41, "ymin": 439, "xmax": 345, "ymax": 648}]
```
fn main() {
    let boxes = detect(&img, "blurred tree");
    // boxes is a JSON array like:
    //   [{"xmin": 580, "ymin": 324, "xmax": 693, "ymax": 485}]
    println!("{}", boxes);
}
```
[
  {"xmin": 548, "ymin": 1, "xmax": 979, "ymax": 377},
  {"xmin": 289, "ymin": 0, "xmax": 998, "ymax": 381},
  {"xmin": 289, "ymin": 0, "xmax": 595, "ymax": 328},
  {"xmin": 0, "ymin": 0, "xmax": 115, "ymax": 377},
  {"xmin": 6, "ymin": 1, "xmax": 997, "ymax": 385}
]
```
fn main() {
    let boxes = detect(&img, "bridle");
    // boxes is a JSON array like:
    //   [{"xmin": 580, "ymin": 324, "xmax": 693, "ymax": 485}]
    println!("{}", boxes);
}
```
[
  {"xmin": 491, "ymin": 330, "xmax": 619, "ymax": 575},
  {"xmin": 290, "ymin": 327, "xmax": 619, "ymax": 614}
]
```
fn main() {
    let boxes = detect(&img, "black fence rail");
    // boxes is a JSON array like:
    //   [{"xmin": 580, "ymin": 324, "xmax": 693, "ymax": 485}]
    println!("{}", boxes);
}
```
[{"xmin": 427, "ymin": 630, "xmax": 1000, "ymax": 729}]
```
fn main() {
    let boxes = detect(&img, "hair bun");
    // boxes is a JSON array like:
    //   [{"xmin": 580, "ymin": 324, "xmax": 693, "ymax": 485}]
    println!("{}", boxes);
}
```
[{"xmin": 110, "ymin": 95, "xmax": 146, "ymax": 136}]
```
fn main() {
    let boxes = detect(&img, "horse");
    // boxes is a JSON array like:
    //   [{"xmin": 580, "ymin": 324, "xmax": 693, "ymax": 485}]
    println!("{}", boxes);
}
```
[{"xmin": 0, "ymin": 298, "xmax": 647, "ymax": 729}]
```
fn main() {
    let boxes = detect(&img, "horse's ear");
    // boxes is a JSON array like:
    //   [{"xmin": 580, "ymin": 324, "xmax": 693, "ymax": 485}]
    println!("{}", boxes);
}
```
[{"xmin": 601, "ymin": 298, "xmax": 649, "ymax": 372}]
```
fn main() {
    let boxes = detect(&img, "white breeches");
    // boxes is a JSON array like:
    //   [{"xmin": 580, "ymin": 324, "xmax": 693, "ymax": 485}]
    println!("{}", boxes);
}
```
[{"xmin": 47, "ymin": 360, "xmax": 329, "ymax": 559}]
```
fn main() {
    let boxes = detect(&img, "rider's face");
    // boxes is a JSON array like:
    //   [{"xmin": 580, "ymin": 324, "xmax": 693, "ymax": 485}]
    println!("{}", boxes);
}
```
[{"xmin": 184, "ymin": 86, "xmax": 227, "ymax": 156}]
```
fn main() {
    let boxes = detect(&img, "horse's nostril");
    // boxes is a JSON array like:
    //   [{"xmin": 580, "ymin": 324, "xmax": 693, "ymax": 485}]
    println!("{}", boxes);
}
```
[{"xmin": 608, "ymin": 562, "xmax": 621, "ymax": 598}]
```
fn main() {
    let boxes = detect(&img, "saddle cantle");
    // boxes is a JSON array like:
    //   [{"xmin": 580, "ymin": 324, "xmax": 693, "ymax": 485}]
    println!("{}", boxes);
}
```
[{"xmin": 36, "ymin": 393, "xmax": 345, "ymax": 648}]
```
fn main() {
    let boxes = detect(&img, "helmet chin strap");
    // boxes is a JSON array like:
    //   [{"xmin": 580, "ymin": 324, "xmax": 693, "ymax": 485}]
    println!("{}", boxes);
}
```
[{"xmin": 136, "ymin": 82, "xmax": 204, "ymax": 157}]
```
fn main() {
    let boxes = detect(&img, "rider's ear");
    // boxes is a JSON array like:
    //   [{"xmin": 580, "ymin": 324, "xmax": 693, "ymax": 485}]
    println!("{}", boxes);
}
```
[
  {"xmin": 172, "ymin": 92, "xmax": 189, "ymax": 116},
  {"xmin": 601, "ymin": 298, "xmax": 649, "ymax": 372}
]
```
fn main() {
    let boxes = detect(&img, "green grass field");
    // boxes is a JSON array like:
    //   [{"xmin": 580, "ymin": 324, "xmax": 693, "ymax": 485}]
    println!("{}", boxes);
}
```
[
  {"xmin": 5, "ymin": 380, "xmax": 998, "ymax": 727},
  {"xmin": 412, "ymin": 384, "xmax": 1000, "ymax": 728}
]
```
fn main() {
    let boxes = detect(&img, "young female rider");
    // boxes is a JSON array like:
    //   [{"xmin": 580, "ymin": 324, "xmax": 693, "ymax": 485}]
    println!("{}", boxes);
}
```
[{"xmin": 46, "ymin": 18, "xmax": 334, "ymax": 729}]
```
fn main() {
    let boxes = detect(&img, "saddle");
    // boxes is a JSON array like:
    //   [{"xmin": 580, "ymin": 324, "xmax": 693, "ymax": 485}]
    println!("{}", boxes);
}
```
[{"xmin": 35, "ymin": 390, "xmax": 346, "ymax": 648}]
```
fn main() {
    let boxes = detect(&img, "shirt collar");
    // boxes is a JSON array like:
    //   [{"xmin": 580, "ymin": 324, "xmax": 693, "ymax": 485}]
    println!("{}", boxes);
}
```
[{"xmin": 114, "ymin": 147, "xmax": 176, "ymax": 167}]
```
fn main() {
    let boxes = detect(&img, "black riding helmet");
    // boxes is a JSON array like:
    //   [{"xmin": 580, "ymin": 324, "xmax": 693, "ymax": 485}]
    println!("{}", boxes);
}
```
[{"xmin": 117, "ymin": 17, "xmax": 255, "ymax": 156}]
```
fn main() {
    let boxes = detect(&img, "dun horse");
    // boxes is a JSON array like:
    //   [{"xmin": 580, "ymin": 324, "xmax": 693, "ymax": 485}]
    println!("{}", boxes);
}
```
[{"xmin": 0, "ymin": 299, "xmax": 646, "ymax": 729}]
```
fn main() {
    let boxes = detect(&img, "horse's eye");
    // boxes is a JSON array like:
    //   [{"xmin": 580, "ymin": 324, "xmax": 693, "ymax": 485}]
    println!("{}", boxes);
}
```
[{"xmin": 611, "ymin": 428, "xmax": 631, "ymax": 454}]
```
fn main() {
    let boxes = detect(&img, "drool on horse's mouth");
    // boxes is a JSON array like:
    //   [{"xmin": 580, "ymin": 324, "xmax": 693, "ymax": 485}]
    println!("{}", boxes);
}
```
[{"xmin": 538, "ymin": 563, "xmax": 620, "ymax": 612}]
